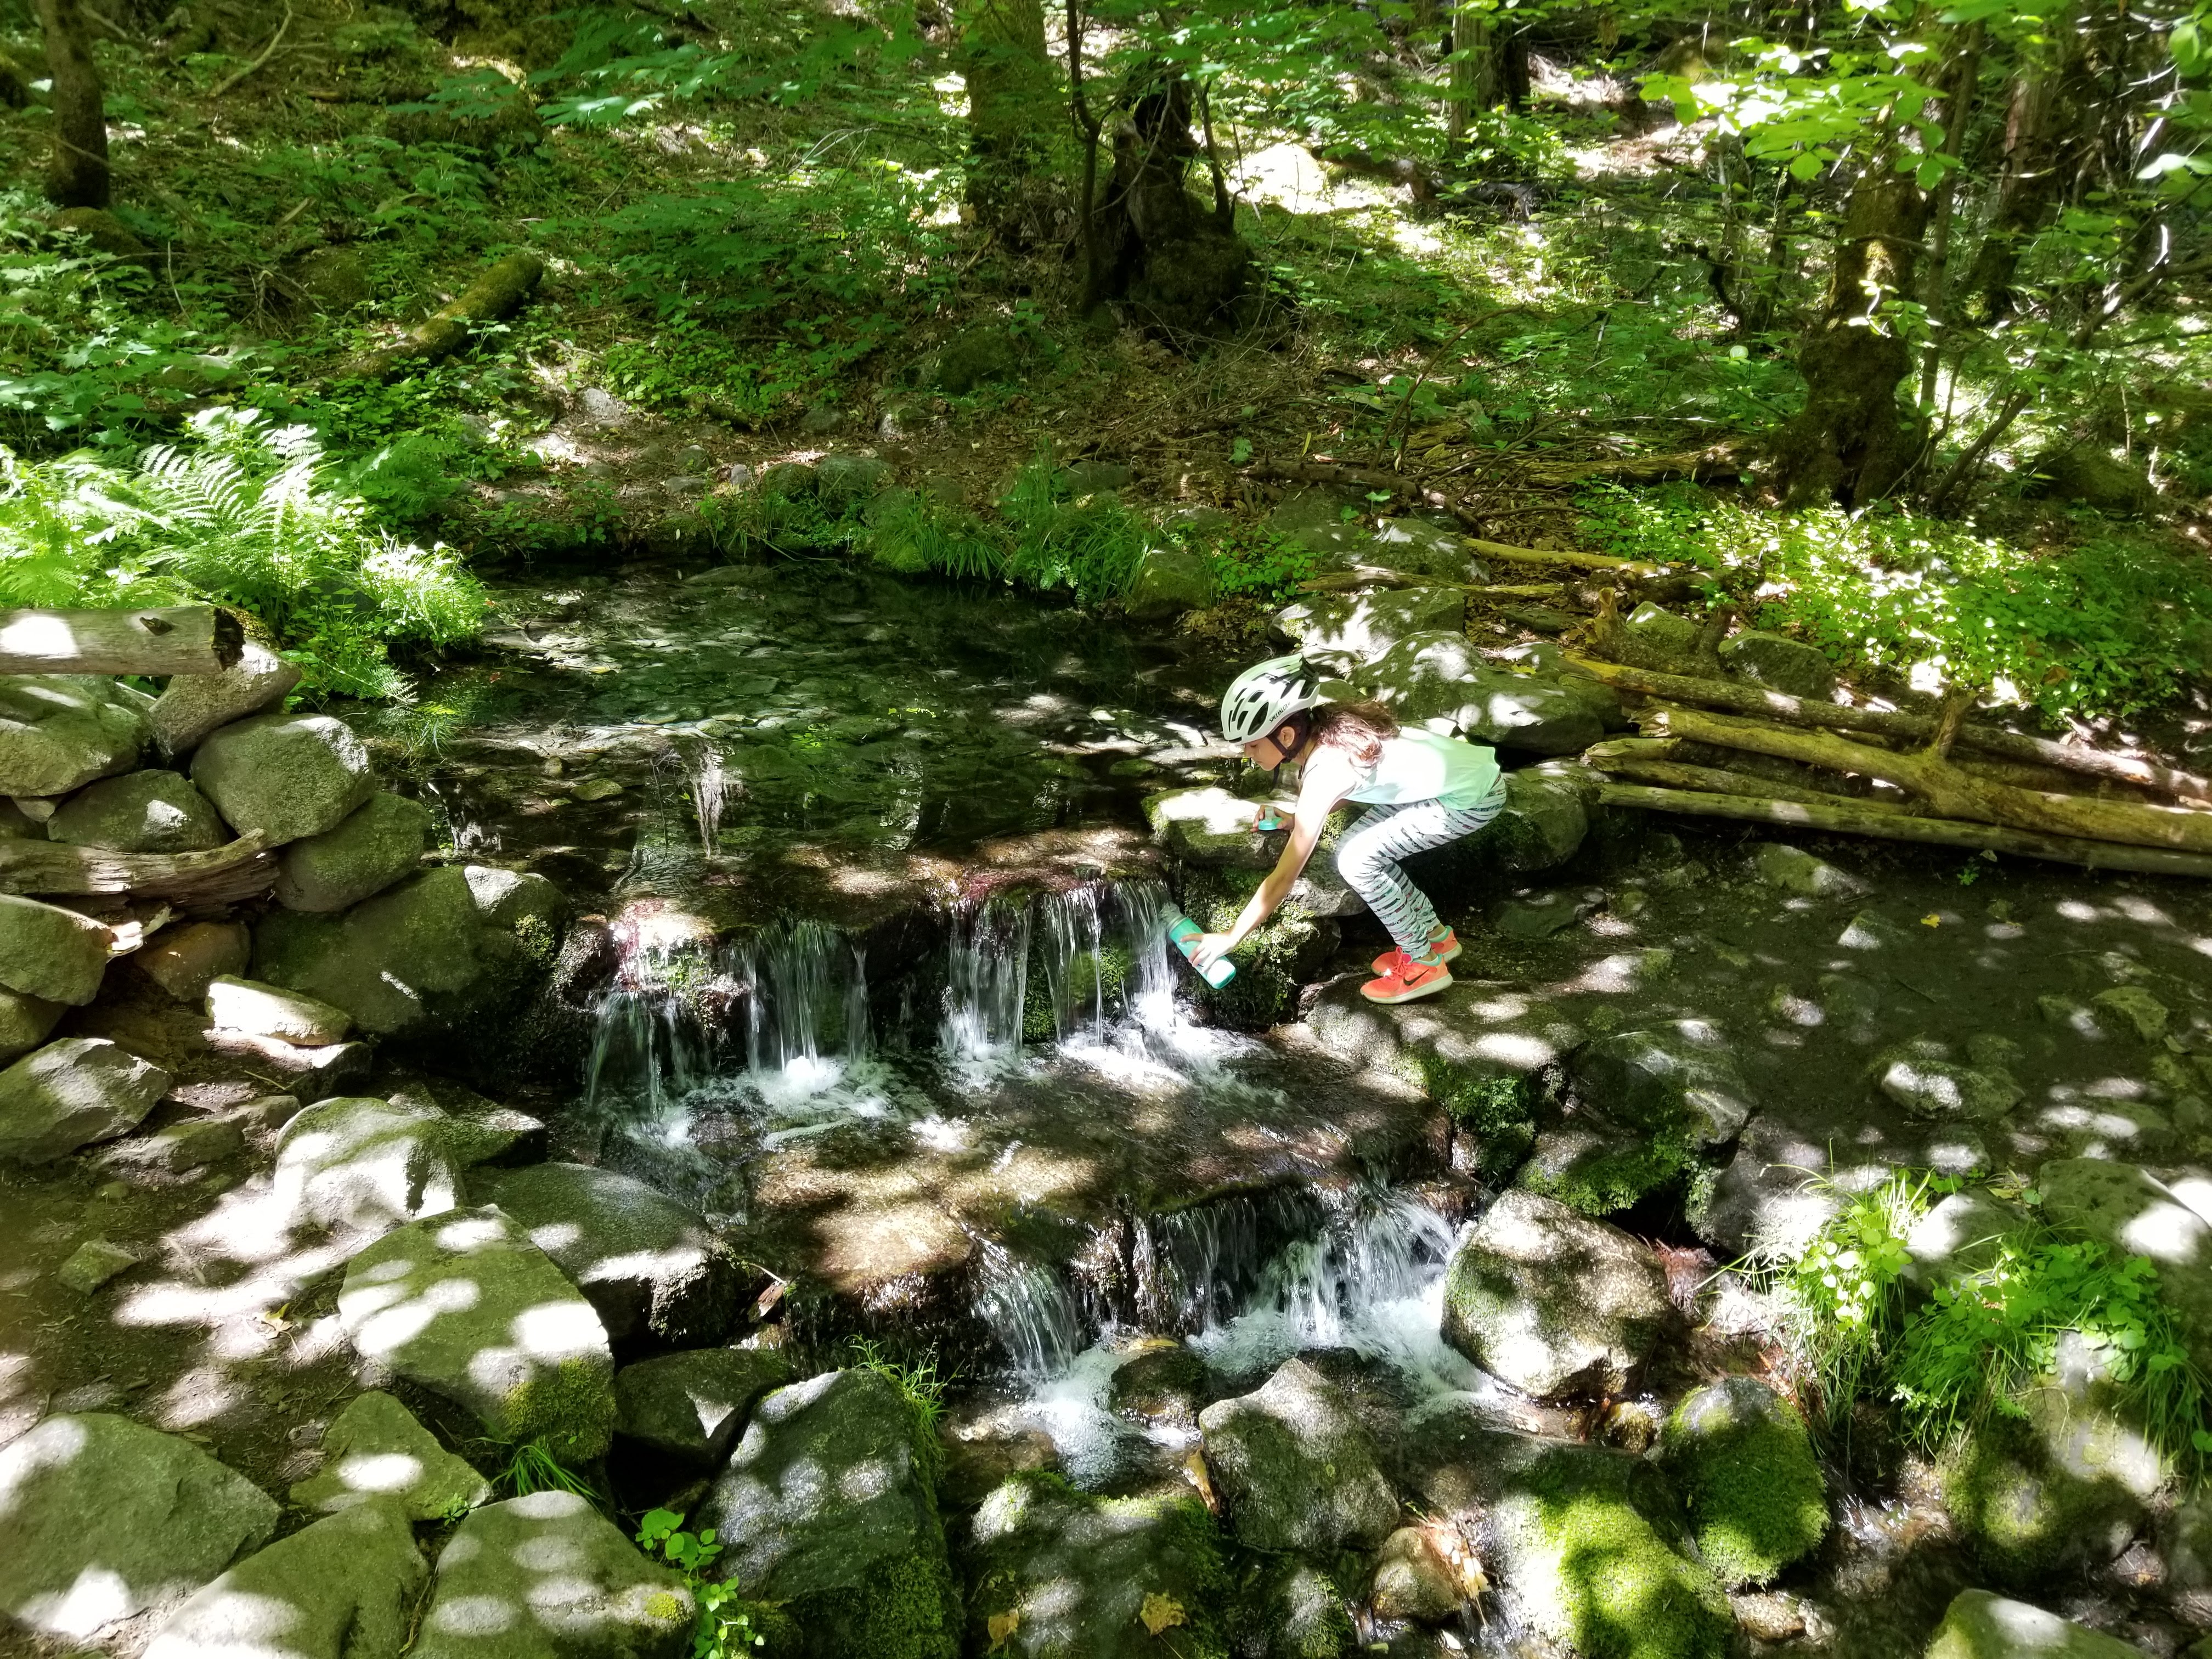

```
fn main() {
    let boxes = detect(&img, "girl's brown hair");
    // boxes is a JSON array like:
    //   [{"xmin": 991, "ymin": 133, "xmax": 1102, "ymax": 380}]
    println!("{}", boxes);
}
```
[{"xmin": 1276, "ymin": 700, "xmax": 1397, "ymax": 769}]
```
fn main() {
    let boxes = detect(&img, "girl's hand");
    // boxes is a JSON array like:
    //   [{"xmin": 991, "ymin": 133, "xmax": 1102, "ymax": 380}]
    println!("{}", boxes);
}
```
[{"xmin": 1190, "ymin": 932, "xmax": 1238, "ymax": 969}]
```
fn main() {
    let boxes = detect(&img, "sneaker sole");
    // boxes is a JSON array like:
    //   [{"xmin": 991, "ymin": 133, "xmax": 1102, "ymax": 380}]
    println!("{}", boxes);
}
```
[
  {"xmin": 1371, "ymin": 937, "xmax": 1462, "ymax": 975},
  {"xmin": 1361, "ymin": 972, "xmax": 1454, "ymax": 1006}
]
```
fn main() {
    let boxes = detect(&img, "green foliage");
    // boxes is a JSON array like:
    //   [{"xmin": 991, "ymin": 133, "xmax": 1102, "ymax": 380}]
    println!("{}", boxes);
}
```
[
  {"xmin": 997, "ymin": 453, "xmax": 1155, "ymax": 607},
  {"xmin": 495, "ymin": 1438, "xmax": 601, "ymax": 1502},
  {"xmin": 636, "ymin": 1509, "xmax": 791, "ymax": 1658},
  {"xmin": 1200, "ymin": 522, "xmax": 1321, "ymax": 606},
  {"xmin": 864, "ymin": 493, "xmax": 1003, "ymax": 583},
  {"xmin": 1578, "ymin": 486, "xmax": 2212, "ymax": 720},
  {"xmin": 0, "ymin": 409, "xmax": 487, "ymax": 698},
  {"xmin": 1893, "ymin": 1236, "xmax": 2210, "ymax": 1476},
  {"xmin": 1521, "ymin": 1131, "xmax": 1698, "ymax": 1219}
]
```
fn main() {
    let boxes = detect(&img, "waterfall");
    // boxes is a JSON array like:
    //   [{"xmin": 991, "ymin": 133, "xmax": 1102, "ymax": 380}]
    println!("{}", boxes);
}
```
[
  {"xmin": 685, "ymin": 739, "xmax": 730, "ymax": 854},
  {"xmin": 1123, "ymin": 1189, "xmax": 1326, "ymax": 1334},
  {"xmin": 940, "ymin": 879, "xmax": 1177, "ymax": 1059},
  {"xmin": 740, "ymin": 920, "xmax": 871, "ymax": 1077},
  {"xmin": 939, "ymin": 894, "xmax": 1033, "ymax": 1057},
  {"xmin": 971, "ymin": 1241, "xmax": 1086, "ymax": 1382}
]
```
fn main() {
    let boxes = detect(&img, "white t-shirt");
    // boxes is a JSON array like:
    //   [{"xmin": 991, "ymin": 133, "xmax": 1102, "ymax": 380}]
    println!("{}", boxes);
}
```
[{"xmin": 1340, "ymin": 729, "xmax": 1501, "ymax": 808}]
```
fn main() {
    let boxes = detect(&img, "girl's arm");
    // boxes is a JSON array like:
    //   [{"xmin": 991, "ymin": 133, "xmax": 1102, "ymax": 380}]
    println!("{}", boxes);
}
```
[{"xmin": 1190, "ymin": 759, "xmax": 1351, "ymax": 967}]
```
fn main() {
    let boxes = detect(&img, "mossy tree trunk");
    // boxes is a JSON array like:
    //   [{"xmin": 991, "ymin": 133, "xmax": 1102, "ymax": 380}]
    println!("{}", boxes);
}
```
[
  {"xmin": 36, "ymin": 0, "xmax": 108, "ymax": 209},
  {"xmin": 1768, "ymin": 159, "xmax": 1929, "ymax": 507},
  {"xmin": 1955, "ymin": 35, "xmax": 2088, "ymax": 325},
  {"xmin": 960, "ymin": 0, "xmax": 1060, "ymax": 241}
]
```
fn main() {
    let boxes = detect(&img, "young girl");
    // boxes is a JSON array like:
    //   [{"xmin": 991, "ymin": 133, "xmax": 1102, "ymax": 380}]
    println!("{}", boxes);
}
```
[{"xmin": 1190, "ymin": 653, "xmax": 1506, "ymax": 1005}]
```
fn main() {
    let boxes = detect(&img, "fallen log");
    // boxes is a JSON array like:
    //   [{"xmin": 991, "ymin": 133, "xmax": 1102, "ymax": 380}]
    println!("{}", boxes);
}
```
[
  {"xmin": 0, "ymin": 605, "xmax": 242, "ymax": 675},
  {"xmin": 1506, "ymin": 442, "xmax": 1756, "ymax": 488},
  {"xmin": 1299, "ymin": 567, "xmax": 1566, "ymax": 599},
  {"xmin": 1568, "ymin": 654, "xmax": 2212, "ymax": 805},
  {"xmin": 0, "ymin": 832, "xmax": 276, "ymax": 902},
  {"xmin": 342, "ymin": 250, "xmax": 545, "ymax": 381},
  {"xmin": 1639, "ymin": 706, "xmax": 2212, "ymax": 856},
  {"xmin": 1596, "ymin": 783, "xmax": 2212, "ymax": 879},
  {"xmin": 1585, "ymin": 738, "xmax": 1892, "ymax": 810},
  {"xmin": 1467, "ymin": 538, "xmax": 1662, "ymax": 577}
]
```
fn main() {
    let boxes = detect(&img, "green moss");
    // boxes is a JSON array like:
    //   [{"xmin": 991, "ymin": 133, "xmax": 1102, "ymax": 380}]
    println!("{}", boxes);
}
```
[
  {"xmin": 1519, "ymin": 1128, "xmax": 1697, "ymax": 1217},
  {"xmin": 835, "ymin": 1546, "xmax": 961, "ymax": 1659},
  {"xmin": 500, "ymin": 1356, "xmax": 616, "ymax": 1463},
  {"xmin": 1180, "ymin": 866, "xmax": 1337, "ymax": 1030},
  {"xmin": 1660, "ymin": 1381, "xmax": 1827, "ymax": 1587},
  {"xmin": 1937, "ymin": 1413, "xmax": 2141, "ymax": 1588},
  {"xmin": 1523, "ymin": 1483, "xmax": 1730, "ymax": 1659},
  {"xmin": 1421, "ymin": 1058, "xmax": 1538, "ymax": 1182}
]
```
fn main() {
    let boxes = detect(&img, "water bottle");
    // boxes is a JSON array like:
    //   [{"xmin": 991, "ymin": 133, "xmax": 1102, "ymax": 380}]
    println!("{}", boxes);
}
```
[{"xmin": 1165, "ymin": 912, "xmax": 1237, "ymax": 988}]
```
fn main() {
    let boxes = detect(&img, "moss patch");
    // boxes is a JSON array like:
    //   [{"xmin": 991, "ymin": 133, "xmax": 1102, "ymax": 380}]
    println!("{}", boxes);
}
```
[
  {"xmin": 501, "ymin": 1355, "xmax": 616, "ymax": 1463},
  {"xmin": 1519, "ymin": 1127, "xmax": 1697, "ymax": 1217},
  {"xmin": 1522, "ymin": 1484, "xmax": 1730, "ymax": 1659},
  {"xmin": 832, "ymin": 1546, "xmax": 961, "ymax": 1659},
  {"xmin": 1938, "ymin": 1411, "xmax": 2143, "ymax": 1588},
  {"xmin": 1659, "ymin": 1379, "xmax": 1827, "ymax": 1587},
  {"xmin": 1421, "ymin": 1057, "xmax": 1538, "ymax": 1182}
]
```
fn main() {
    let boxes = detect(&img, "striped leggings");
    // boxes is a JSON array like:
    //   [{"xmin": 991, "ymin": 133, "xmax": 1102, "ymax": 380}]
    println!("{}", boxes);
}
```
[{"xmin": 1334, "ymin": 778, "xmax": 1509, "ymax": 956}]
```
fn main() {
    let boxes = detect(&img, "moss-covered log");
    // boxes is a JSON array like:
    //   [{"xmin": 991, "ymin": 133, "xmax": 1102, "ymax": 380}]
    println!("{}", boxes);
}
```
[{"xmin": 343, "ymin": 251, "xmax": 545, "ymax": 380}]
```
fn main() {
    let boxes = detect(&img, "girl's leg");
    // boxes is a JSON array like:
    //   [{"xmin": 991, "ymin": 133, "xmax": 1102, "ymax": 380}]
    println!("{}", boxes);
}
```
[{"xmin": 1333, "ymin": 783, "xmax": 1508, "ymax": 957}]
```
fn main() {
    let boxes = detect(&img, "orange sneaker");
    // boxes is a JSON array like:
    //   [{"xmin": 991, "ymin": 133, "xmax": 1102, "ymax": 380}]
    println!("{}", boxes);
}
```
[
  {"xmin": 1361, "ymin": 955, "xmax": 1454, "ymax": 1005},
  {"xmin": 1373, "ymin": 929, "xmax": 1462, "ymax": 976}
]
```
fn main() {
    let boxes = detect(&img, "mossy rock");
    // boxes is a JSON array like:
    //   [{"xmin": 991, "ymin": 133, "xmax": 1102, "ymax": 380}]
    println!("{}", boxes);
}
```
[
  {"xmin": 1657, "ymin": 1376, "xmax": 1826, "ymax": 1587},
  {"xmin": 1021, "ymin": 944, "xmax": 1135, "ymax": 1041},
  {"xmin": 1938, "ymin": 1397, "xmax": 2152, "ymax": 1588},
  {"xmin": 1237, "ymin": 1558, "xmax": 1352, "ymax": 1659},
  {"xmin": 1518, "ymin": 1124, "xmax": 1699, "ymax": 1218},
  {"xmin": 1178, "ymin": 865, "xmax": 1339, "ymax": 1030}
]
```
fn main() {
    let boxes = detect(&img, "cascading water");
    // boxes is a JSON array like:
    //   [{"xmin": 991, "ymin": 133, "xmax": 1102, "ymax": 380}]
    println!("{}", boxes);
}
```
[
  {"xmin": 740, "ymin": 920, "xmax": 871, "ymax": 1077},
  {"xmin": 684, "ymin": 738, "xmax": 730, "ymax": 854},
  {"xmin": 939, "ymin": 894, "xmax": 1034, "ymax": 1058}
]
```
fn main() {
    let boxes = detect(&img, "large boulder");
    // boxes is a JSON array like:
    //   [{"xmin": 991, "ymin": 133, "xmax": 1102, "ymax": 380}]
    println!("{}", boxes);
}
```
[
  {"xmin": 0, "ymin": 985, "xmax": 64, "ymax": 1063},
  {"xmin": 1441, "ymin": 1190, "xmax": 1674, "ymax": 1398},
  {"xmin": 1143, "ymin": 786, "xmax": 1280, "ymax": 868},
  {"xmin": 1472, "ymin": 761, "xmax": 1593, "ymax": 873},
  {"xmin": 149, "ymin": 632, "xmax": 302, "ymax": 760},
  {"xmin": 1364, "ymin": 633, "xmax": 1605, "ymax": 754},
  {"xmin": 0, "ymin": 1412, "xmax": 279, "ymax": 1636},
  {"xmin": 0, "ymin": 675, "xmax": 146, "ymax": 797},
  {"xmin": 48, "ymin": 770, "xmax": 229, "ymax": 853},
  {"xmin": 614, "ymin": 1347, "xmax": 793, "ymax": 1466},
  {"xmin": 208, "ymin": 975, "xmax": 354, "ymax": 1045},
  {"xmin": 289, "ymin": 1390, "xmax": 492, "ymax": 1519},
  {"xmin": 191, "ymin": 713, "xmax": 377, "ymax": 845},
  {"xmin": 1611, "ymin": 602, "xmax": 1700, "ymax": 672},
  {"xmin": 963, "ymin": 1474, "xmax": 1229, "ymax": 1659},
  {"xmin": 695, "ymin": 1367, "xmax": 961, "ymax": 1658},
  {"xmin": 1719, "ymin": 630, "xmax": 1835, "ymax": 699},
  {"xmin": 1124, "ymin": 544, "xmax": 1217, "ymax": 620},
  {"xmin": 1195, "ymin": 1358, "xmax": 1398, "ymax": 1554},
  {"xmin": 480, "ymin": 1163, "xmax": 741, "ymax": 1347},
  {"xmin": 1273, "ymin": 587, "xmax": 1465, "ymax": 668},
  {"xmin": 1366, "ymin": 517, "xmax": 1473, "ymax": 579},
  {"xmin": 274, "ymin": 792, "xmax": 433, "ymax": 912},
  {"xmin": 411, "ymin": 1493, "xmax": 694, "ymax": 1659},
  {"xmin": 144, "ymin": 1497, "xmax": 426, "ymax": 1659},
  {"xmin": 1657, "ymin": 1377, "xmax": 1826, "ymax": 1588},
  {"xmin": 0, "ymin": 892, "xmax": 114, "ymax": 1004},
  {"xmin": 273, "ymin": 1096, "xmax": 464, "ymax": 1241},
  {"xmin": 0, "ymin": 1036, "xmax": 171, "ymax": 1164},
  {"xmin": 1570, "ymin": 1021, "xmax": 1754, "ymax": 1148},
  {"xmin": 253, "ymin": 865, "xmax": 567, "ymax": 1036},
  {"xmin": 1924, "ymin": 1589, "xmax": 2151, "ymax": 1659},
  {"xmin": 337, "ymin": 1207, "xmax": 617, "ymax": 1461}
]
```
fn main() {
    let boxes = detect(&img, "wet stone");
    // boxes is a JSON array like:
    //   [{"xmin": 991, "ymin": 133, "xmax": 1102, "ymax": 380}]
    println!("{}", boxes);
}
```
[
  {"xmin": 1925, "ymin": 1588, "xmax": 2150, "ymax": 1659},
  {"xmin": 2092, "ymin": 985, "xmax": 2169, "ymax": 1045},
  {"xmin": 1750, "ymin": 840, "xmax": 1863, "ymax": 898},
  {"xmin": 1874, "ymin": 1042, "xmax": 2023, "ymax": 1122},
  {"xmin": 55, "ymin": 1236, "xmax": 143, "ymax": 1293},
  {"xmin": 1196, "ymin": 1357, "xmax": 1399, "ymax": 1554},
  {"xmin": 613, "ymin": 1347, "xmax": 794, "ymax": 1466},
  {"xmin": 1369, "ymin": 1525, "xmax": 1462, "ymax": 1622},
  {"xmin": 1493, "ymin": 889, "xmax": 1593, "ymax": 939}
]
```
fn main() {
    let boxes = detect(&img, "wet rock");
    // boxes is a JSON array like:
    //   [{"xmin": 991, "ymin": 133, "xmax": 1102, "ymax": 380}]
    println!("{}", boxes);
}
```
[
  {"xmin": 144, "ymin": 1497, "xmax": 426, "ymax": 1659},
  {"xmin": 614, "ymin": 1347, "xmax": 794, "ymax": 1466},
  {"xmin": 1570, "ymin": 1020, "xmax": 1754, "ymax": 1147},
  {"xmin": 695, "ymin": 1367, "xmax": 960, "ymax": 1656},
  {"xmin": 207, "ymin": 974, "xmax": 354, "ymax": 1045},
  {"xmin": 290, "ymin": 1390, "xmax": 492, "ymax": 1519},
  {"xmin": 48, "ymin": 769, "xmax": 227, "ymax": 852},
  {"xmin": 1273, "ymin": 587, "xmax": 1465, "ymax": 667},
  {"xmin": 1730, "ymin": 1592, "xmax": 1809, "ymax": 1643},
  {"xmin": 411, "ymin": 1493, "xmax": 693, "ymax": 1659},
  {"xmin": 1750, "ymin": 840, "xmax": 1863, "ymax": 898},
  {"xmin": 1362, "ymin": 633, "xmax": 1605, "ymax": 754},
  {"xmin": 1370, "ymin": 1525, "xmax": 1461, "ymax": 1622},
  {"xmin": 191, "ymin": 713, "xmax": 377, "ymax": 845},
  {"xmin": 481, "ymin": 1162, "xmax": 741, "ymax": 1348},
  {"xmin": 963, "ymin": 1473, "xmax": 1230, "ymax": 1659},
  {"xmin": 1144, "ymin": 785, "xmax": 1279, "ymax": 867},
  {"xmin": 0, "ymin": 1036, "xmax": 171, "ymax": 1164},
  {"xmin": 338, "ymin": 1207, "xmax": 617, "ymax": 1460},
  {"xmin": 1249, "ymin": 1560, "xmax": 1352, "ymax": 1659},
  {"xmin": 1925, "ymin": 1588, "xmax": 2150, "ymax": 1658},
  {"xmin": 0, "ymin": 984, "xmax": 64, "ymax": 1062},
  {"xmin": 1719, "ymin": 630, "xmax": 1835, "ymax": 699},
  {"xmin": 1517, "ymin": 1122, "xmax": 1695, "ymax": 1218},
  {"xmin": 1875, "ymin": 1041, "xmax": 2023, "ymax": 1121},
  {"xmin": 149, "ymin": 634, "xmax": 301, "ymax": 760},
  {"xmin": 935, "ymin": 324, "xmax": 1021, "ymax": 394},
  {"xmin": 0, "ymin": 892, "xmax": 113, "ymax": 1004},
  {"xmin": 817, "ymin": 453, "xmax": 893, "ymax": 510},
  {"xmin": 1476, "ymin": 760, "xmax": 1593, "ymax": 872},
  {"xmin": 1124, "ymin": 544, "xmax": 1217, "ymax": 620},
  {"xmin": 0, "ymin": 675, "xmax": 147, "ymax": 797},
  {"xmin": 57, "ymin": 1235, "xmax": 143, "ymax": 1293},
  {"xmin": 1837, "ymin": 909, "xmax": 1912, "ymax": 952},
  {"xmin": 1492, "ymin": 888, "xmax": 1592, "ymax": 939},
  {"xmin": 274, "ymin": 792, "xmax": 434, "ymax": 912},
  {"xmin": 1109, "ymin": 1339, "xmax": 1211, "ymax": 1424},
  {"xmin": 1196, "ymin": 1357, "xmax": 1398, "ymax": 1553},
  {"xmin": 252, "ymin": 865, "xmax": 567, "ymax": 1036},
  {"xmin": 2092, "ymin": 985, "xmax": 2169, "ymax": 1045},
  {"xmin": 1440, "ymin": 1189, "xmax": 1673, "ymax": 1398},
  {"xmin": 273, "ymin": 1095, "xmax": 463, "ymax": 1241},
  {"xmin": 0, "ymin": 1412, "xmax": 279, "ymax": 1636},
  {"xmin": 1657, "ymin": 1376, "xmax": 1826, "ymax": 1588},
  {"xmin": 136, "ymin": 919, "xmax": 251, "ymax": 1002},
  {"xmin": 1367, "ymin": 517, "xmax": 1472, "ymax": 579}
]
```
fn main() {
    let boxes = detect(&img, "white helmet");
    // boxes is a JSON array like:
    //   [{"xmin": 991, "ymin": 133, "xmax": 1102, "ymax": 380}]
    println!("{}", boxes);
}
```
[{"xmin": 1221, "ymin": 654, "xmax": 1323, "ymax": 745}]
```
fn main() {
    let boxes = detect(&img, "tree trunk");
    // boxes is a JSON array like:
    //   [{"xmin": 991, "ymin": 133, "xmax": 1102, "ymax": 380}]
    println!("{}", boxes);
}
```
[
  {"xmin": 36, "ymin": 0, "xmax": 108, "ymax": 210},
  {"xmin": 1956, "ymin": 44, "xmax": 2084, "ymax": 326},
  {"xmin": 961, "ymin": 0, "xmax": 1059, "ymax": 239},
  {"xmin": 0, "ymin": 605, "xmax": 242, "ymax": 675},
  {"xmin": 1768, "ymin": 159, "xmax": 1929, "ymax": 507},
  {"xmin": 1093, "ymin": 68, "xmax": 1259, "ymax": 340},
  {"xmin": 341, "ymin": 251, "xmax": 543, "ymax": 380},
  {"xmin": 1918, "ymin": 26, "xmax": 1982, "ymax": 409},
  {"xmin": 1445, "ymin": 2, "xmax": 1493, "ymax": 140}
]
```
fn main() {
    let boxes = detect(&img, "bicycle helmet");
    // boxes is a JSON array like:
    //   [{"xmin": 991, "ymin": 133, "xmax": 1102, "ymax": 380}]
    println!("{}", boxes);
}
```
[{"xmin": 1221, "ymin": 654, "xmax": 1323, "ymax": 745}]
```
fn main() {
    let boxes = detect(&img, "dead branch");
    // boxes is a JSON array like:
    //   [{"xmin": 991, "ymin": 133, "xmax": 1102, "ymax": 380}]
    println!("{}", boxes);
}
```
[
  {"xmin": 0, "ymin": 605, "xmax": 242, "ymax": 675},
  {"xmin": 0, "ymin": 832, "xmax": 274, "ymax": 901},
  {"xmin": 341, "ymin": 250, "xmax": 544, "ymax": 380}
]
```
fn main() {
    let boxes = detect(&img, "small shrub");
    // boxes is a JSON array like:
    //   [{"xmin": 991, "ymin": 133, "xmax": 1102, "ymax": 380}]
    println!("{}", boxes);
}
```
[{"xmin": 636, "ymin": 1508, "xmax": 793, "ymax": 1657}]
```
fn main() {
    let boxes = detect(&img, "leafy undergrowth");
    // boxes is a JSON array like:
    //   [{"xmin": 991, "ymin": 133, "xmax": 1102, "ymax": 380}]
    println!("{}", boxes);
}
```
[
  {"xmin": 1750, "ymin": 1171, "xmax": 2212, "ymax": 1480},
  {"xmin": 0, "ymin": 408, "xmax": 487, "ymax": 697},
  {"xmin": 1578, "ymin": 484, "xmax": 2212, "ymax": 721}
]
